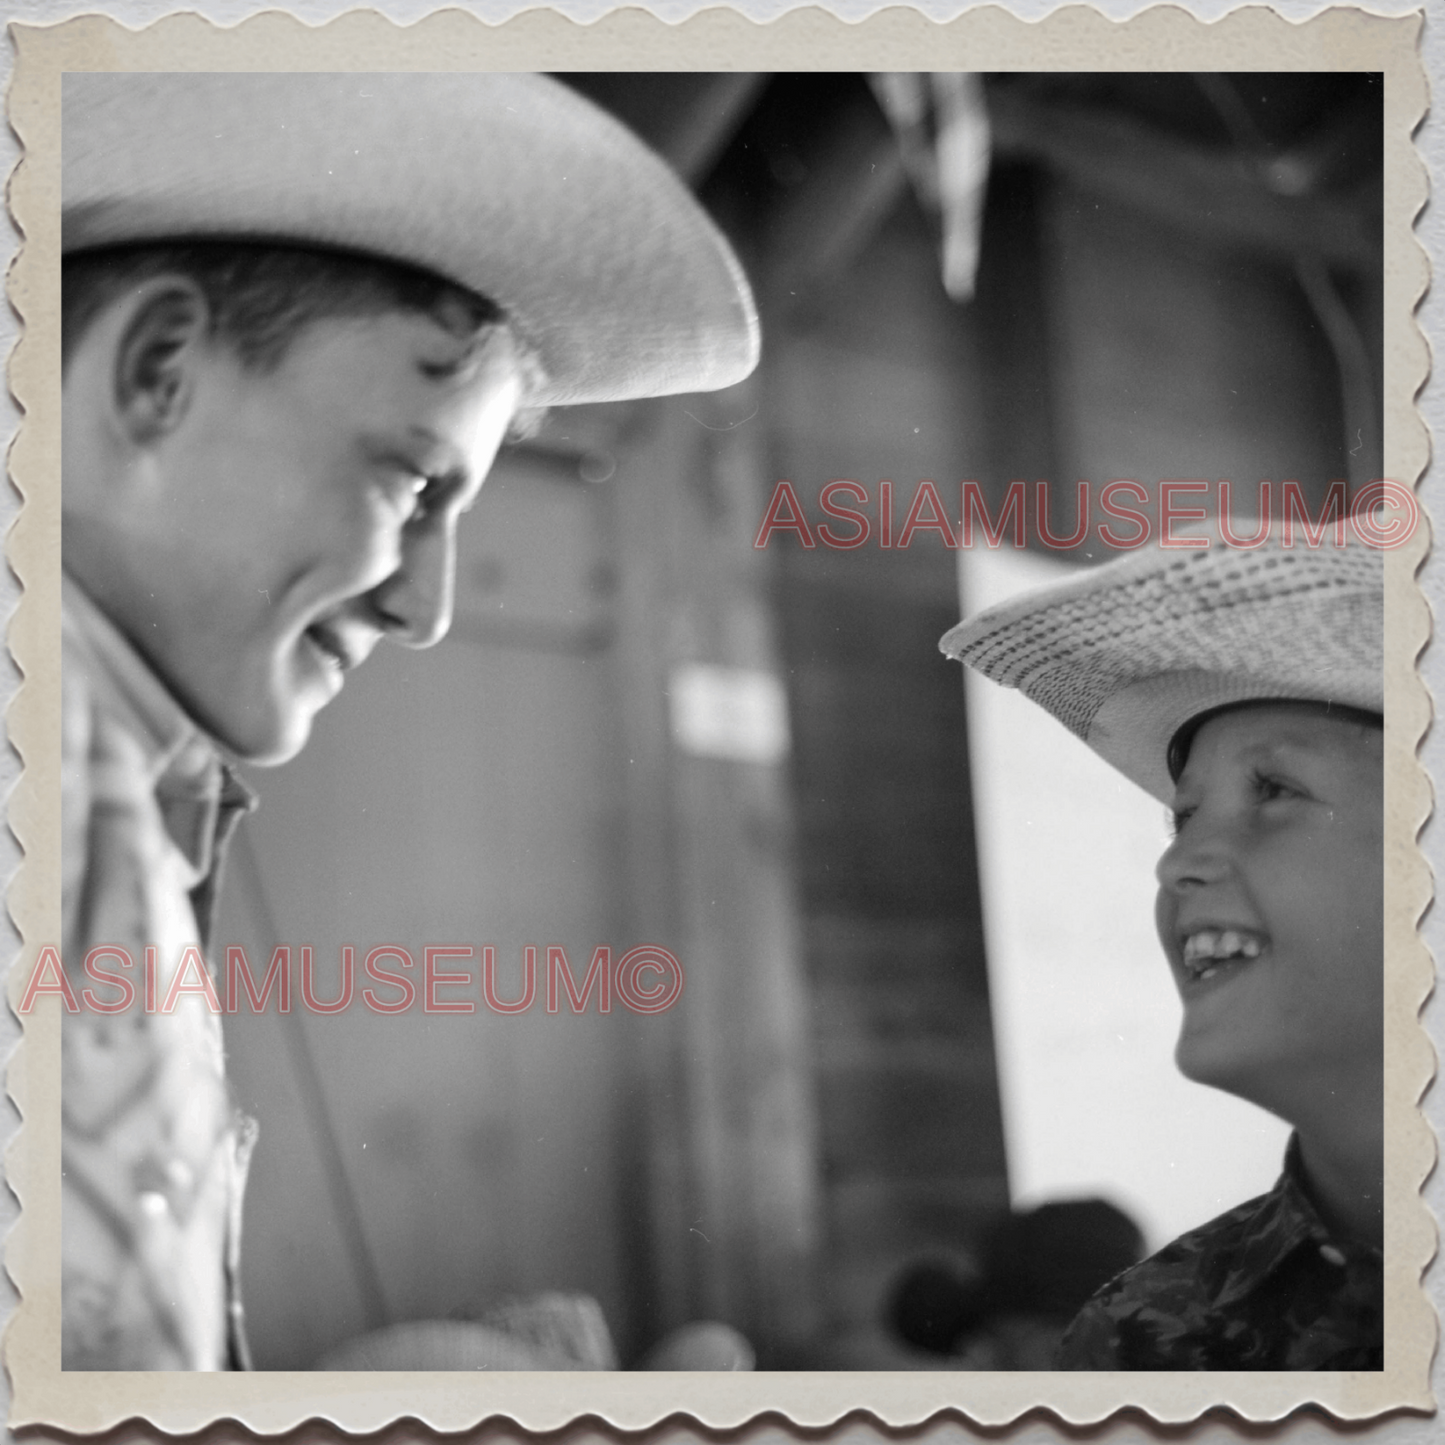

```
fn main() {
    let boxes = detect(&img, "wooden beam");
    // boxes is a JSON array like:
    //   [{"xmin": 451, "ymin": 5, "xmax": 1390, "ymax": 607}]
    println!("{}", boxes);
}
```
[
  {"xmin": 664, "ymin": 73, "xmax": 770, "ymax": 184},
  {"xmin": 762, "ymin": 87, "xmax": 910, "ymax": 306},
  {"xmin": 562, "ymin": 74, "xmax": 767, "ymax": 185},
  {"xmin": 989, "ymin": 88, "xmax": 1379, "ymax": 272}
]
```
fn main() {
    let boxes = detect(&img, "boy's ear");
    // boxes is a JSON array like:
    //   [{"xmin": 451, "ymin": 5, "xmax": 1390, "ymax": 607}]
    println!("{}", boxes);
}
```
[{"xmin": 111, "ymin": 278, "xmax": 211, "ymax": 444}]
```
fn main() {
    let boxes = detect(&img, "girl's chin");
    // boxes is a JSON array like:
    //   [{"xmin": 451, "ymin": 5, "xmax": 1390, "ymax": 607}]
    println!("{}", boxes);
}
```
[{"xmin": 1174, "ymin": 1035, "xmax": 1255, "ymax": 1093}]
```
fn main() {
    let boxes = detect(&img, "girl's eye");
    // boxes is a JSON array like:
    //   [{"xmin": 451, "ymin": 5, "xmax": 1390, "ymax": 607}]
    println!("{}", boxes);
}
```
[
  {"xmin": 1167, "ymin": 805, "xmax": 1195, "ymax": 837},
  {"xmin": 1252, "ymin": 771, "xmax": 1300, "ymax": 804}
]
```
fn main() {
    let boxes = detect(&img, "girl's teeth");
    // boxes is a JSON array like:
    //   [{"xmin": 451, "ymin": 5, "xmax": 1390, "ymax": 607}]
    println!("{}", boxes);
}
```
[{"xmin": 1182, "ymin": 930, "xmax": 1263, "ymax": 972}]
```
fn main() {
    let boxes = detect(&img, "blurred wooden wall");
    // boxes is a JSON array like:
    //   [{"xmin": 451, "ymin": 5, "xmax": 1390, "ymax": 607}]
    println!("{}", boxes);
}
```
[
  {"xmin": 602, "ymin": 381, "xmax": 824, "ymax": 1361},
  {"xmin": 754, "ymin": 199, "xmax": 1011, "ymax": 1357}
]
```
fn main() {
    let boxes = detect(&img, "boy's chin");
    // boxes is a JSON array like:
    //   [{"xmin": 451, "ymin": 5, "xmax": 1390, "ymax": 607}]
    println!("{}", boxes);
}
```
[{"xmin": 213, "ymin": 703, "xmax": 315, "ymax": 767}]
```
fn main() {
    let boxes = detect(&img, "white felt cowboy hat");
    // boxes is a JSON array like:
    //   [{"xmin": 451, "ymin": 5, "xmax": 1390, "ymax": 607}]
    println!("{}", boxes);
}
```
[
  {"xmin": 940, "ymin": 529, "xmax": 1383, "ymax": 803},
  {"xmin": 62, "ymin": 72, "xmax": 759, "ymax": 406}
]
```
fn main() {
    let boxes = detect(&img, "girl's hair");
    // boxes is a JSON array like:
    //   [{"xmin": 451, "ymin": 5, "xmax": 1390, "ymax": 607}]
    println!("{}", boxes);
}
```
[{"xmin": 1166, "ymin": 699, "xmax": 1384, "ymax": 784}]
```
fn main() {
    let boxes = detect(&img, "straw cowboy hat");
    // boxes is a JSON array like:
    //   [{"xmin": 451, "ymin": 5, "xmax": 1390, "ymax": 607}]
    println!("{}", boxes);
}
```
[
  {"xmin": 61, "ymin": 72, "xmax": 759, "ymax": 406},
  {"xmin": 940, "ymin": 530, "xmax": 1383, "ymax": 803}
]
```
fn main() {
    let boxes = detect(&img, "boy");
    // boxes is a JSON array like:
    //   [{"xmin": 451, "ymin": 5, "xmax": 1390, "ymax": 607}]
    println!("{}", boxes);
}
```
[
  {"xmin": 58, "ymin": 72, "xmax": 757, "ymax": 1369},
  {"xmin": 941, "ymin": 530, "xmax": 1383, "ymax": 1369}
]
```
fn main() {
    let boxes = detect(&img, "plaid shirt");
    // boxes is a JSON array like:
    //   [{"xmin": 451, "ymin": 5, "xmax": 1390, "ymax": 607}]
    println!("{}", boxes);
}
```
[
  {"xmin": 1056, "ymin": 1137, "xmax": 1382, "ymax": 1370},
  {"xmin": 61, "ymin": 577, "xmax": 257, "ymax": 1370}
]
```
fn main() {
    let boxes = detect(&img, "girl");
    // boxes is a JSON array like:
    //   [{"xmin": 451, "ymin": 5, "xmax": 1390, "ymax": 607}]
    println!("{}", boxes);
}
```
[{"xmin": 942, "ymin": 530, "xmax": 1382, "ymax": 1370}]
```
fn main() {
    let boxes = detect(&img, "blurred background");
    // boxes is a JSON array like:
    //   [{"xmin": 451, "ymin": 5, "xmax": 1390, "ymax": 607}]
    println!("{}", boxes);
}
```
[{"xmin": 213, "ymin": 71, "xmax": 1383, "ymax": 1369}]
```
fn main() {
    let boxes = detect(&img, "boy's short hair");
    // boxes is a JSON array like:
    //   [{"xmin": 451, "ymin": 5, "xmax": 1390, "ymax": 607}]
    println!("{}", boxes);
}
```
[
  {"xmin": 63, "ymin": 240, "xmax": 512, "ymax": 374},
  {"xmin": 63, "ymin": 241, "xmax": 549, "ymax": 436}
]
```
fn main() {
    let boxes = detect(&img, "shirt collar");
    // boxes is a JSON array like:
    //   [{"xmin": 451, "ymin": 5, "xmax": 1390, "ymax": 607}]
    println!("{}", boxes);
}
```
[
  {"xmin": 62, "ymin": 573, "xmax": 257, "ymax": 877},
  {"xmin": 1213, "ymin": 1133, "xmax": 1380, "ymax": 1309}
]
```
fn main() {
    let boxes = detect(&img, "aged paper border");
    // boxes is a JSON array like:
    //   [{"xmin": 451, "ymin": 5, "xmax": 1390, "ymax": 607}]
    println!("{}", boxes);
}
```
[{"xmin": 4, "ymin": 5, "xmax": 1432, "ymax": 1434}]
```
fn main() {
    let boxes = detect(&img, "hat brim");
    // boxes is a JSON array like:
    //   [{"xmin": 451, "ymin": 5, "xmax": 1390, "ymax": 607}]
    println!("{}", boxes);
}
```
[
  {"xmin": 63, "ymin": 73, "xmax": 760, "ymax": 407},
  {"xmin": 940, "ymin": 539, "xmax": 1383, "ymax": 803}
]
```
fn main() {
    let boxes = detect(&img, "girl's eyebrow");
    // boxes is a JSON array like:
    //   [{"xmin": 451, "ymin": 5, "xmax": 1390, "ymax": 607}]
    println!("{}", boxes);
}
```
[
  {"xmin": 1178, "ymin": 735, "xmax": 1322, "ymax": 786},
  {"xmin": 1230, "ymin": 734, "xmax": 1379, "ymax": 787},
  {"xmin": 1255, "ymin": 728, "xmax": 1368, "ymax": 757},
  {"xmin": 1231, "ymin": 744, "xmax": 1332, "ymax": 779}
]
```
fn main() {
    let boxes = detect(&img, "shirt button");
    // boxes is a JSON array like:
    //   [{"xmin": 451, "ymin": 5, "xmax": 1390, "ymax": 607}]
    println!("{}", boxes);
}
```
[{"xmin": 1319, "ymin": 1244, "xmax": 1347, "ymax": 1267}]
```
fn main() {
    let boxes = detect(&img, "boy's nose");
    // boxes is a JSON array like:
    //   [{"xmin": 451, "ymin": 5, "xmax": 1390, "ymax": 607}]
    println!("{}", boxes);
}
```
[{"xmin": 369, "ymin": 526, "xmax": 457, "ymax": 650}]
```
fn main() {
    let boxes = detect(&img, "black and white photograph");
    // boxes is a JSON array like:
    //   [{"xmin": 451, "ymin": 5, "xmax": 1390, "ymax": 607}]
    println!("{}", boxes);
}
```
[{"xmin": 3, "ymin": 4, "xmax": 1432, "ymax": 1434}]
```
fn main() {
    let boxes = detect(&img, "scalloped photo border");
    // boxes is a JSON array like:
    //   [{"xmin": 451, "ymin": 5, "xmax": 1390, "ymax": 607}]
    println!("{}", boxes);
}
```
[{"xmin": 3, "ymin": 4, "xmax": 1433, "ymax": 1433}]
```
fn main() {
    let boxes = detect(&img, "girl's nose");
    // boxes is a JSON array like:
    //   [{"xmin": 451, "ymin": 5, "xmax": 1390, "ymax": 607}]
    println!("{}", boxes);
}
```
[{"xmin": 1156, "ymin": 816, "xmax": 1234, "ymax": 892}]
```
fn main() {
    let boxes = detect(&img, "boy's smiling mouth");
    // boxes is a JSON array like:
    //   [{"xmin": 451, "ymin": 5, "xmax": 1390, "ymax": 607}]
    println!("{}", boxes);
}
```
[
  {"xmin": 1181, "ymin": 928, "xmax": 1265, "ymax": 983},
  {"xmin": 304, "ymin": 621, "xmax": 353, "ymax": 671}
]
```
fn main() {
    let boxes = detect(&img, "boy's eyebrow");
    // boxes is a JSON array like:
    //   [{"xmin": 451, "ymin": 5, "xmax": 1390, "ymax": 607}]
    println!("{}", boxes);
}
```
[
  {"xmin": 403, "ymin": 423, "xmax": 450, "ymax": 456},
  {"xmin": 416, "ymin": 352, "xmax": 477, "ymax": 382},
  {"xmin": 401, "ymin": 424, "xmax": 468, "ymax": 470},
  {"xmin": 412, "ymin": 328, "xmax": 506, "ymax": 384}
]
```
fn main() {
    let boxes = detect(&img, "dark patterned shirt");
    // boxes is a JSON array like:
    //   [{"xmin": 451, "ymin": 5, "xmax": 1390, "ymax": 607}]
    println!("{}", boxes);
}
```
[{"xmin": 1056, "ymin": 1138, "xmax": 1382, "ymax": 1370}]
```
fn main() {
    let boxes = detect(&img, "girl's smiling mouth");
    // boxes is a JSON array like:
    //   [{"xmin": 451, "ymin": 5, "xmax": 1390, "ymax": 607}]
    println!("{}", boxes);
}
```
[{"xmin": 1181, "ymin": 928, "xmax": 1265, "ymax": 983}]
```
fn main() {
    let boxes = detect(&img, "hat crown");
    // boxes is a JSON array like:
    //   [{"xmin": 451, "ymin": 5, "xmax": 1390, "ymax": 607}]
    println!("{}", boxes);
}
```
[
  {"xmin": 941, "ymin": 532, "xmax": 1383, "ymax": 802},
  {"xmin": 63, "ymin": 72, "xmax": 760, "ymax": 406}
]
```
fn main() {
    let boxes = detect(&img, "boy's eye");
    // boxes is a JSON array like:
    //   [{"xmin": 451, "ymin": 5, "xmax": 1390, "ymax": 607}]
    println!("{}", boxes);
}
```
[
  {"xmin": 412, "ymin": 469, "xmax": 470, "ymax": 525},
  {"xmin": 376, "ymin": 465, "xmax": 425, "ymax": 516},
  {"xmin": 407, "ymin": 475, "xmax": 442, "ymax": 520},
  {"xmin": 385, "ymin": 465, "xmax": 454, "ymax": 524},
  {"xmin": 1167, "ymin": 804, "xmax": 1195, "ymax": 837}
]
